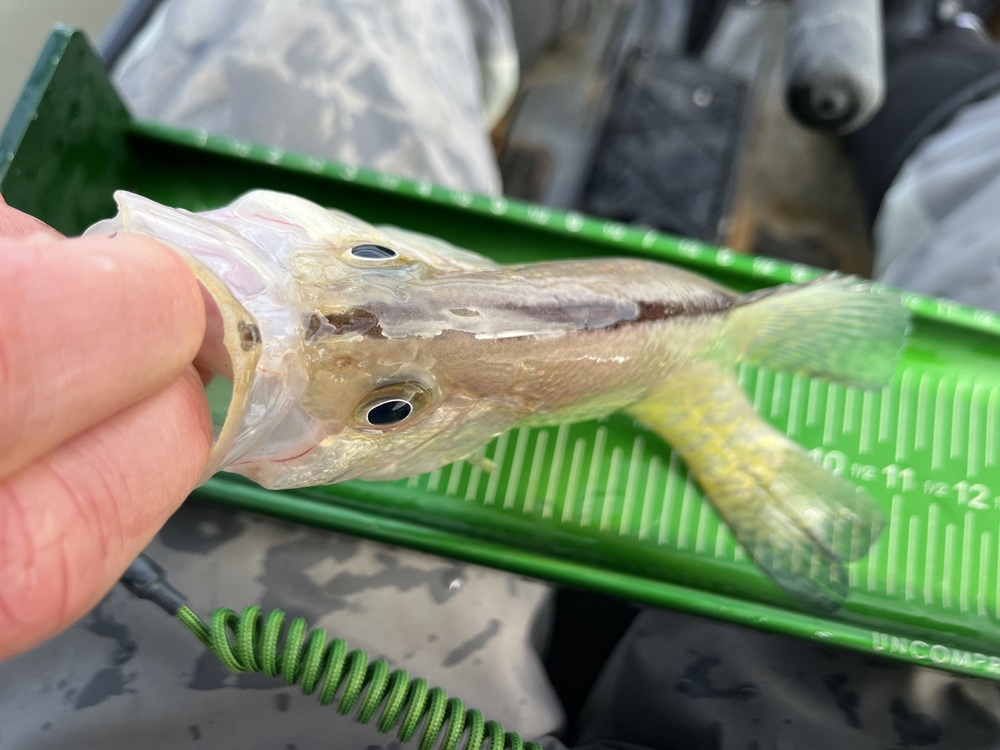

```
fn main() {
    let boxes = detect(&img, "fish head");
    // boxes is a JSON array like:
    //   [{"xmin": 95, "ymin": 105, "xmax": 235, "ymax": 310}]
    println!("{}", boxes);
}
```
[
  {"xmin": 135, "ymin": 190, "xmax": 514, "ymax": 487},
  {"xmin": 87, "ymin": 189, "xmax": 515, "ymax": 488}
]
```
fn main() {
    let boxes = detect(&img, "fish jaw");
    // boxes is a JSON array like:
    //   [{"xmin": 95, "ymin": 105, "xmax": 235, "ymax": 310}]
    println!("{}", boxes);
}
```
[{"xmin": 85, "ymin": 191, "xmax": 306, "ymax": 480}]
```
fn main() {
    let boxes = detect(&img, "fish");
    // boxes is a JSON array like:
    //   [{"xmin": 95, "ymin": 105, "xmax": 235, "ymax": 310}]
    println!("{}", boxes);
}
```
[{"xmin": 86, "ymin": 189, "xmax": 910, "ymax": 610}]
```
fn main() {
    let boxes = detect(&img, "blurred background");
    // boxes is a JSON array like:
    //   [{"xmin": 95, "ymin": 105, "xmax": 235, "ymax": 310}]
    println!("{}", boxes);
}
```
[{"xmin": 0, "ymin": 1, "xmax": 120, "ymax": 120}]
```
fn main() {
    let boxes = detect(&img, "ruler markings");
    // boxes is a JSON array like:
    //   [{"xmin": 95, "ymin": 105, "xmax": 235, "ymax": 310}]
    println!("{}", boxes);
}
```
[
  {"xmin": 561, "ymin": 438, "xmax": 587, "ymax": 524},
  {"xmin": 915, "ymin": 372, "xmax": 931, "ymax": 452},
  {"xmin": 483, "ymin": 431, "xmax": 511, "ymax": 506},
  {"xmin": 619, "ymin": 435, "xmax": 644, "ymax": 535},
  {"xmin": 824, "ymin": 384, "xmax": 838, "ymax": 446},
  {"xmin": 896, "ymin": 369, "xmax": 914, "ymax": 461},
  {"xmin": 445, "ymin": 460, "xmax": 464, "ymax": 497},
  {"xmin": 987, "ymin": 389, "xmax": 997, "ymax": 467},
  {"xmin": 931, "ymin": 376, "xmax": 949, "ymax": 471},
  {"xmin": 677, "ymin": 476, "xmax": 697, "ymax": 550},
  {"xmin": 580, "ymin": 427, "xmax": 608, "ymax": 527},
  {"xmin": 905, "ymin": 515, "xmax": 919, "ymax": 601},
  {"xmin": 522, "ymin": 430, "xmax": 549, "ymax": 515},
  {"xmin": 807, "ymin": 380, "xmax": 821, "ymax": 426},
  {"xmin": 659, "ymin": 452, "xmax": 682, "ymax": 545},
  {"xmin": 886, "ymin": 495, "xmax": 902, "ymax": 597},
  {"xmin": 960, "ymin": 512, "xmax": 974, "ymax": 614},
  {"xmin": 600, "ymin": 446, "xmax": 624, "ymax": 532},
  {"xmin": 924, "ymin": 503, "xmax": 939, "ymax": 607},
  {"xmin": 943, "ymin": 523, "xmax": 956, "ymax": 611},
  {"xmin": 951, "ymin": 380, "xmax": 968, "ymax": 460},
  {"xmin": 979, "ymin": 531, "xmax": 992, "ymax": 619},
  {"xmin": 734, "ymin": 542, "xmax": 747, "ymax": 562},
  {"xmin": 771, "ymin": 371, "xmax": 788, "ymax": 420},
  {"xmin": 638, "ymin": 455, "xmax": 661, "ymax": 540},
  {"xmin": 752, "ymin": 368, "xmax": 770, "ymax": 414},
  {"xmin": 737, "ymin": 362, "xmax": 750, "ymax": 391},
  {"xmin": 464, "ymin": 454, "xmax": 485, "ymax": 500},
  {"xmin": 860, "ymin": 390, "xmax": 874, "ymax": 454},
  {"xmin": 715, "ymin": 522, "xmax": 728, "ymax": 560},
  {"xmin": 843, "ymin": 388, "xmax": 857, "ymax": 434},
  {"xmin": 788, "ymin": 376, "xmax": 804, "ymax": 436},
  {"xmin": 426, "ymin": 468, "xmax": 443, "ymax": 493},
  {"xmin": 879, "ymin": 388, "xmax": 891, "ymax": 443},
  {"xmin": 542, "ymin": 424, "xmax": 571, "ymax": 519},
  {"xmin": 502, "ymin": 428, "xmax": 531, "ymax": 510}
]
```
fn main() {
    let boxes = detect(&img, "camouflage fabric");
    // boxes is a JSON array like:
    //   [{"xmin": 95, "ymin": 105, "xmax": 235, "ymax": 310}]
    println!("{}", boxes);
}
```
[
  {"xmin": 874, "ymin": 88, "xmax": 1000, "ymax": 312},
  {"xmin": 112, "ymin": 0, "xmax": 519, "ymax": 196},
  {"xmin": 0, "ymin": 502, "xmax": 563, "ymax": 748},
  {"xmin": 567, "ymin": 609, "xmax": 1000, "ymax": 750}
]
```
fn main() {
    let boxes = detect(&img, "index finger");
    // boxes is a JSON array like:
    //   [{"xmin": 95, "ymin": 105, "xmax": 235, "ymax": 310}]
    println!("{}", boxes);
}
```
[{"xmin": 0, "ymin": 230, "xmax": 208, "ymax": 477}]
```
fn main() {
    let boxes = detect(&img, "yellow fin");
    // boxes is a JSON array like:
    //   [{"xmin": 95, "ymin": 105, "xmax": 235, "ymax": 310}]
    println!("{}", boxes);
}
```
[{"xmin": 628, "ymin": 364, "xmax": 884, "ymax": 611}]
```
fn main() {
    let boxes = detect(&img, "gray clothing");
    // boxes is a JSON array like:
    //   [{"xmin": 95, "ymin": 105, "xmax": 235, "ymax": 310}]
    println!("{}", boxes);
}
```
[
  {"xmin": 874, "ymin": 89, "xmax": 1000, "ymax": 311},
  {"xmin": 113, "ymin": 0, "xmax": 519, "ymax": 196}
]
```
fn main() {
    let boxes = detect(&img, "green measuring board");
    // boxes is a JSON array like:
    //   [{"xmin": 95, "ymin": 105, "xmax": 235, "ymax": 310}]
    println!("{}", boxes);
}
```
[{"xmin": 4, "ymin": 28, "xmax": 1000, "ymax": 681}]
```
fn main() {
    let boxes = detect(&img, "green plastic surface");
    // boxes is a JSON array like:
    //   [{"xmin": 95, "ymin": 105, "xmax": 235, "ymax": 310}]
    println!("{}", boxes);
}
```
[{"xmin": 4, "ymin": 29, "xmax": 1000, "ymax": 680}]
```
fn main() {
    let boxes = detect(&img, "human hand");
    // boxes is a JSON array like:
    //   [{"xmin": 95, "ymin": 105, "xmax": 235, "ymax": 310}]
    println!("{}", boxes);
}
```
[{"xmin": 0, "ymin": 195, "xmax": 212, "ymax": 659}]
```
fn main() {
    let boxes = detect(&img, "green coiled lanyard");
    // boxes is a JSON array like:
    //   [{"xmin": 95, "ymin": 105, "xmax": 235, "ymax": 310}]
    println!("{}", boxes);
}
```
[
  {"xmin": 120, "ymin": 554, "xmax": 541, "ymax": 750},
  {"xmin": 175, "ymin": 604, "xmax": 542, "ymax": 750}
]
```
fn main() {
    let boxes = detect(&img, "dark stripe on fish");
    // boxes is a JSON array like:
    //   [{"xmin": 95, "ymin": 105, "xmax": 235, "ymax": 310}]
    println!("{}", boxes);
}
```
[
  {"xmin": 303, "ymin": 293, "xmax": 732, "ymax": 341},
  {"xmin": 634, "ymin": 296, "xmax": 733, "ymax": 323},
  {"xmin": 583, "ymin": 294, "xmax": 735, "ymax": 332},
  {"xmin": 487, "ymin": 295, "xmax": 734, "ymax": 331},
  {"xmin": 306, "ymin": 309, "xmax": 383, "ymax": 339}
]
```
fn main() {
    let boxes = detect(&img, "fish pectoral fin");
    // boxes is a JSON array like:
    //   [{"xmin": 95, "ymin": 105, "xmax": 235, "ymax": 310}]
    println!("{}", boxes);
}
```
[
  {"xmin": 628, "ymin": 365, "xmax": 885, "ymax": 611},
  {"xmin": 722, "ymin": 274, "xmax": 910, "ymax": 388}
]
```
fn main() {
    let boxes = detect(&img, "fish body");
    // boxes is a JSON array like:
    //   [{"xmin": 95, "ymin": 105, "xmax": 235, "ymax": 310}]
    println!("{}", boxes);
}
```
[
  {"xmin": 87, "ymin": 190, "xmax": 910, "ymax": 609},
  {"xmin": 295, "ymin": 258, "xmax": 733, "ymax": 484}
]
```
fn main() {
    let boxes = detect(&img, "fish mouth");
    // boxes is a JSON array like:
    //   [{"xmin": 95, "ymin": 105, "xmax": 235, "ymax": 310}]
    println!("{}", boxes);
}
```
[{"xmin": 187, "ymin": 285, "xmax": 262, "ymax": 486}]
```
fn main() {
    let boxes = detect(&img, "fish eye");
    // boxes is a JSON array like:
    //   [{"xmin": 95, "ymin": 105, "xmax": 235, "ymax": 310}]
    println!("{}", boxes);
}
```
[
  {"xmin": 366, "ymin": 399, "xmax": 412, "ymax": 425},
  {"xmin": 353, "ymin": 381, "xmax": 432, "ymax": 429},
  {"xmin": 351, "ymin": 244, "xmax": 397, "ymax": 260}
]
